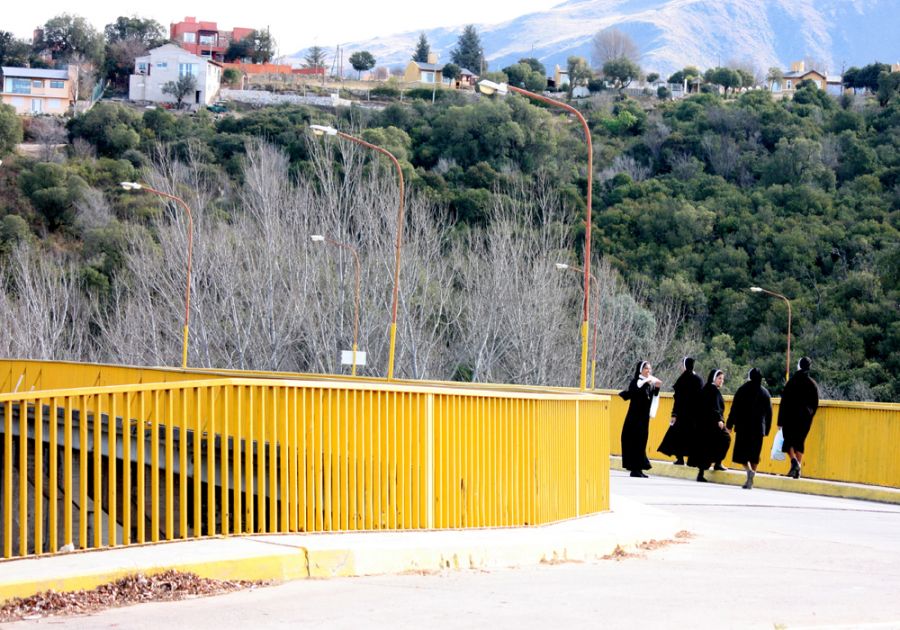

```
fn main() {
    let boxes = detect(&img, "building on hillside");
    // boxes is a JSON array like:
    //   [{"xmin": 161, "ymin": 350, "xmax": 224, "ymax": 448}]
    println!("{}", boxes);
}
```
[
  {"xmin": 548, "ymin": 65, "xmax": 569, "ymax": 90},
  {"xmin": 129, "ymin": 44, "xmax": 222, "ymax": 107},
  {"xmin": 0, "ymin": 66, "xmax": 75, "ymax": 115},
  {"xmin": 404, "ymin": 53, "xmax": 477, "ymax": 88},
  {"xmin": 170, "ymin": 16, "xmax": 253, "ymax": 62},
  {"xmin": 768, "ymin": 61, "xmax": 840, "ymax": 99}
]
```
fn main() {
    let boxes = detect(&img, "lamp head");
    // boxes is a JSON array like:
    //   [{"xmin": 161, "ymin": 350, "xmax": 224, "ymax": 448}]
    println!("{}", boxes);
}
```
[
  {"xmin": 310, "ymin": 124, "xmax": 338, "ymax": 136},
  {"xmin": 310, "ymin": 234, "xmax": 326, "ymax": 242},
  {"xmin": 120, "ymin": 182, "xmax": 143, "ymax": 191},
  {"xmin": 749, "ymin": 287, "xmax": 763, "ymax": 293},
  {"xmin": 555, "ymin": 263, "xmax": 569, "ymax": 270},
  {"xmin": 477, "ymin": 79, "xmax": 508, "ymax": 96}
]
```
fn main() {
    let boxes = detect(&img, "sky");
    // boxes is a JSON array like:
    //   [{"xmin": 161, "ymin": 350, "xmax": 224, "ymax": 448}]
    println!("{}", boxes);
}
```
[{"xmin": 6, "ymin": 0, "xmax": 565, "ymax": 58}]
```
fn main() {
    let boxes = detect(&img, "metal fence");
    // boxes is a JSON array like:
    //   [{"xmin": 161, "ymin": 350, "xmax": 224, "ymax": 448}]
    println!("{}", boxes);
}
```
[
  {"xmin": 606, "ymin": 392, "xmax": 900, "ymax": 488},
  {"xmin": 0, "ymin": 369, "xmax": 609, "ymax": 559}
]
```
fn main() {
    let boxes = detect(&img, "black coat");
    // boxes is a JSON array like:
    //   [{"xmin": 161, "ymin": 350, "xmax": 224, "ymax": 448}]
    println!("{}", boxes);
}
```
[
  {"xmin": 777, "ymin": 369, "xmax": 819, "ymax": 453},
  {"xmin": 658, "ymin": 369, "xmax": 703, "ymax": 458},
  {"xmin": 689, "ymin": 382, "xmax": 729, "ymax": 469},
  {"xmin": 621, "ymin": 376, "xmax": 660, "ymax": 471},
  {"xmin": 727, "ymin": 378, "xmax": 772, "ymax": 465}
]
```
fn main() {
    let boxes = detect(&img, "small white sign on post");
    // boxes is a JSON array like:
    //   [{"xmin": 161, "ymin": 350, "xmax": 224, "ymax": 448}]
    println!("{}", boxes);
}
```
[{"xmin": 340, "ymin": 350, "xmax": 367, "ymax": 367}]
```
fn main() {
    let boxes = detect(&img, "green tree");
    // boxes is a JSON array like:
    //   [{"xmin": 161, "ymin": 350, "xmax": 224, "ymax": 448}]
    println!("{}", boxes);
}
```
[
  {"xmin": 876, "ymin": 70, "xmax": 900, "ymax": 106},
  {"xmin": 703, "ymin": 67, "xmax": 742, "ymax": 94},
  {"xmin": 442, "ymin": 63, "xmax": 461, "ymax": 83},
  {"xmin": 0, "ymin": 30, "xmax": 32, "ymax": 67},
  {"xmin": 349, "ymin": 51, "xmax": 376, "ymax": 79},
  {"xmin": 450, "ymin": 25, "xmax": 484, "ymax": 73},
  {"xmin": 19, "ymin": 162, "xmax": 86, "ymax": 230},
  {"xmin": 502, "ymin": 62, "xmax": 546, "ymax": 91},
  {"xmin": 602, "ymin": 57, "xmax": 641, "ymax": 91},
  {"xmin": 567, "ymin": 56, "xmax": 592, "ymax": 92},
  {"xmin": 224, "ymin": 37, "xmax": 253, "ymax": 62},
  {"xmin": 668, "ymin": 66, "xmax": 700, "ymax": 85},
  {"xmin": 222, "ymin": 68, "xmax": 242, "ymax": 86},
  {"xmin": 412, "ymin": 33, "xmax": 430, "ymax": 62},
  {"xmin": 103, "ymin": 16, "xmax": 166, "ymax": 46},
  {"xmin": 518, "ymin": 57, "xmax": 546, "ymax": 76},
  {"xmin": 248, "ymin": 29, "xmax": 276, "ymax": 63},
  {"xmin": 646, "ymin": 72, "xmax": 659, "ymax": 83},
  {"xmin": 0, "ymin": 103, "xmax": 23, "ymax": 156},
  {"xmin": 304, "ymin": 45, "xmax": 328, "ymax": 69},
  {"xmin": 36, "ymin": 14, "xmax": 105, "ymax": 65},
  {"xmin": 162, "ymin": 74, "xmax": 198, "ymax": 109}
]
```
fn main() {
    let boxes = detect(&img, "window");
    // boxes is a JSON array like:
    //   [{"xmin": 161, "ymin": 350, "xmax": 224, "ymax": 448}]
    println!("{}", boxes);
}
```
[
  {"xmin": 421, "ymin": 71, "xmax": 435, "ymax": 84},
  {"xmin": 11, "ymin": 78, "xmax": 31, "ymax": 94},
  {"xmin": 50, "ymin": 80, "xmax": 65, "ymax": 89},
  {"xmin": 156, "ymin": 62, "xmax": 168, "ymax": 69},
  {"xmin": 183, "ymin": 32, "xmax": 196, "ymax": 43},
  {"xmin": 32, "ymin": 80, "xmax": 43, "ymax": 88},
  {"xmin": 137, "ymin": 62, "xmax": 147, "ymax": 74},
  {"xmin": 199, "ymin": 34, "xmax": 216, "ymax": 45},
  {"xmin": 785, "ymin": 80, "xmax": 792, "ymax": 90},
  {"xmin": 179, "ymin": 63, "xmax": 199, "ymax": 78}
]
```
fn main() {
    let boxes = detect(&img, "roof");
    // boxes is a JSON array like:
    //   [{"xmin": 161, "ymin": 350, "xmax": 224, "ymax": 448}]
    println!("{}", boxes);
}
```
[
  {"xmin": 459, "ymin": 68, "xmax": 477, "ymax": 76},
  {"xmin": 784, "ymin": 69, "xmax": 825, "ymax": 79},
  {"xmin": 1, "ymin": 66, "xmax": 69, "ymax": 80},
  {"xmin": 411, "ymin": 62, "xmax": 443, "ymax": 71}
]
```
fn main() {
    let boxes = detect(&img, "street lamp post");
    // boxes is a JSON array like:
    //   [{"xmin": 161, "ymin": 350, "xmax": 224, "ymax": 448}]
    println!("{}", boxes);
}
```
[
  {"xmin": 750, "ymin": 286, "xmax": 792, "ymax": 383},
  {"xmin": 311, "ymin": 234, "xmax": 362, "ymax": 376},
  {"xmin": 309, "ymin": 125, "xmax": 405, "ymax": 380},
  {"xmin": 120, "ymin": 182, "xmax": 194, "ymax": 369},
  {"xmin": 556, "ymin": 263, "xmax": 601, "ymax": 389},
  {"xmin": 479, "ymin": 80, "xmax": 593, "ymax": 390}
]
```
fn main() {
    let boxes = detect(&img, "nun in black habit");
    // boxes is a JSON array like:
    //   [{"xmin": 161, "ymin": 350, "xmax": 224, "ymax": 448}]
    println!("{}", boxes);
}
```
[
  {"xmin": 619, "ymin": 361, "xmax": 662, "ymax": 478},
  {"xmin": 778, "ymin": 356, "xmax": 820, "ymax": 479},
  {"xmin": 658, "ymin": 357, "xmax": 703, "ymax": 465},
  {"xmin": 689, "ymin": 369, "xmax": 730, "ymax": 482},
  {"xmin": 727, "ymin": 368, "xmax": 772, "ymax": 489}
]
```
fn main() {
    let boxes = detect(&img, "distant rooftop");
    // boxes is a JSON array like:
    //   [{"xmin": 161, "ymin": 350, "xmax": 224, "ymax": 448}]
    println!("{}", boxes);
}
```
[{"xmin": 1, "ymin": 67, "xmax": 69, "ymax": 80}]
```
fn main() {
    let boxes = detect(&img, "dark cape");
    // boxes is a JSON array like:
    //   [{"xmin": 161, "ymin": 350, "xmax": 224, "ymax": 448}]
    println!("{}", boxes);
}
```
[
  {"xmin": 727, "ymin": 370, "xmax": 773, "ymax": 465},
  {"xmin": 778, "ymin": 368, "xmax": 819, "ymax": 453},
  {"xmin": 658, "ymin": 369, "xmax": 703, "ymax": 458},
  {"xmin": 689, "ymin": 372, "xmax": 730, "ymax": 469},
  {"xmin": 620, "ymin": 370, "xmax": 660, "ymax": 472}
]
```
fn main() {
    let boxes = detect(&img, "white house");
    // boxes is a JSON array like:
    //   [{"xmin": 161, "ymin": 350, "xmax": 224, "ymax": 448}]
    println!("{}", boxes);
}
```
[{"xmin": 129, "ymin": 44, "xmax": 222, "ymax": 107}]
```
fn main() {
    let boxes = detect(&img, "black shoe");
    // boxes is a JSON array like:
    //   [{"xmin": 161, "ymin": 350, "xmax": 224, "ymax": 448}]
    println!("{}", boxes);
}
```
[
  {"xmin": 674, "ymin": 458, "xmax": 685, "ymax": 466},
  {"xmin": 713, "ymin": 463, "xmax": 727, "ymax": 471},
  {"xmin": 630, "ymin": 470, "xmax": 649, "ymax": 478},
  {"xmin": 788, "ymin": 459, "xmax": 800, "ymax": 479},
  {"xmin": 696, "ymin": 472, "xmax": 708, "ymax": 483}
]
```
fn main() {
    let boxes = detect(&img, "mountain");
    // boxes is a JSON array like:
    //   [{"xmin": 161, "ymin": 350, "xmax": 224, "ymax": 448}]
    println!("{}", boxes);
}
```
[{"xmin": 289, "ymin": 0, "xmax": 900, "ymax": 78}]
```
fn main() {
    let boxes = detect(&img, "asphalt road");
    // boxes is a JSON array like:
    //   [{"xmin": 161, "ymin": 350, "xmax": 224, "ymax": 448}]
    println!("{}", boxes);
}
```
[{"xmin": 11, "ymin": 470, "xmax": 900, "ymax": 629}]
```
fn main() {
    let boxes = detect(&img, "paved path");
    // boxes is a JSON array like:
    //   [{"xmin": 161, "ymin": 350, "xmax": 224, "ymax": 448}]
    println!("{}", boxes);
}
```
[{"xmin": 9, "ymin": 470, "xmax": 900, "ymax": 629}]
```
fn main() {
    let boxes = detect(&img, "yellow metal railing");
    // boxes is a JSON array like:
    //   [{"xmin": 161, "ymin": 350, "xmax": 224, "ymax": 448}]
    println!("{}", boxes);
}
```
[
  {"xmin": 605, "ymin": 392, "xmax": 900, "ymax": 488},
  {"xmin": 0, "ymin": 375, "xmax": 609, "ymax": 559}
]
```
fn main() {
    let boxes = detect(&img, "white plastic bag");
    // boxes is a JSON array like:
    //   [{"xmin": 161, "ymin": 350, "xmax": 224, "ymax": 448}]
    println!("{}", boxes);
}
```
[
  {"xmin": 649, "ymin": 394, "xmax": 660, "ymax": 419},
  {"xmin": 771, "ymin": 428, "xmax": 786, "ymax": 461}
]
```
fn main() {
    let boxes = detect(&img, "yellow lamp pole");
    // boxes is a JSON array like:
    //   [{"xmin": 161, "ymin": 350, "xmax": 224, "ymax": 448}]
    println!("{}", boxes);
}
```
[
  {"xmin": 479, "ymin": 80, "xmax": 593, "ymax": 389},
  {"xmin": 750, "ymin": 286, "xmax": 793, "ymax": 383},
  {"xmin": 556, "ymin": 263, "xmax": 601, "ymax": 389},
  {"xmin": 120, "ymin": 182, "xmax": 193, "ymax": 369},
  {"xmin": 311, "ymin": 234, "xmax": 362, "ymax": 376},
  {"xmin": 310, "ymin": 125, "xmax": 405, "ymax": 380}
]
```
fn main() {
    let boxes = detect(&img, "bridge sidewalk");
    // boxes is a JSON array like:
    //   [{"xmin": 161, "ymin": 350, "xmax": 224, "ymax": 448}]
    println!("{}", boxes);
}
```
[
  {"xmin": 0, "ymin": 493, "xmax": 680, "ymax": 603},
  {"xmin": 1, "ymin": 464, "xmax": 898, "ymax": 605}
]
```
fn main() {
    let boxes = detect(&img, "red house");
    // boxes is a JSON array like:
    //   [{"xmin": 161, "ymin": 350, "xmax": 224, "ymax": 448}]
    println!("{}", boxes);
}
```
[{"xmin": 170, "ymin": 17, "xmax": 253, "ymax": 62}]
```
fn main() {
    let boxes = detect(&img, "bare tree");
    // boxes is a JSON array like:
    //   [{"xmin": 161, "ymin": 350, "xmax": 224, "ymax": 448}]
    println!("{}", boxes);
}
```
[
  {"xmin": 29, "ymin": 117, "xmax": 67, "ymax": 161},
  {"xmin": 591, "ymin": 28, "xmax": 640, "ymax": 71}
]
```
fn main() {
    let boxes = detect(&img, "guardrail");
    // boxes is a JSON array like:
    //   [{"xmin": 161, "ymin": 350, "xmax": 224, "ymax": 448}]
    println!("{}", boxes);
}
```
[
  {"xmin": 605, "ymin": 392, "xmax": 900, "ymax": 488},
  {"xmin": 0, "ymin": 372, "xmax": 609, "ymax": 558}
]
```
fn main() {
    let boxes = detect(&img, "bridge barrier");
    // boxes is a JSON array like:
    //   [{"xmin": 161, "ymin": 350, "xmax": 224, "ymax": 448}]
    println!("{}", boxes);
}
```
[
  {"xmin": 0, "ymin": 371, "xmax": 609, "ymax": 559},
  {"xmin": 605, "ymin": 391, "xmax": 900, "ymax": 488}
]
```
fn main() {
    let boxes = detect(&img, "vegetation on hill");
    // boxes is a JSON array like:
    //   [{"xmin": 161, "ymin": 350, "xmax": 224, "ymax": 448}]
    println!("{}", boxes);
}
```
[{"xmin": 0, "ymin": 78, "xmax": 898, "ymax": 399}]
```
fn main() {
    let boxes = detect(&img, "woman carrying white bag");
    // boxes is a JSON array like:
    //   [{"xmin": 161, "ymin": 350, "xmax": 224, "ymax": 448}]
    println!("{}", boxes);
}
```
[{"xmin": 618, "ymin": 361, "xmax": 662, "ymax": 478}]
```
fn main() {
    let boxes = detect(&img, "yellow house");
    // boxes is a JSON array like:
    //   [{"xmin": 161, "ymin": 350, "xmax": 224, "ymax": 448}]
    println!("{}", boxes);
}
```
[
  {"xmin": 1, "ymin": 66, "xmax": 75, "ymax": 115},
  {"xmin": 770, "ymin": 61, "xmax": 827, "ymax": 99},
  {"xmin": 404, "ymin": 52, "xmax": 446, "ymax": 86}
]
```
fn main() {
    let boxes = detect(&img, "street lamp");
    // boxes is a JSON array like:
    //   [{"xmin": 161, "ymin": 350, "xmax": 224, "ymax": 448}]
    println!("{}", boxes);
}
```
[
  {"xmin": 481, "ymin": 80, "xmax": 593, "ymax": 390},
  {"xmin": 309, "ymin": 124, "xmax": 405, "ymax": 380},
  {"xmin": 120, "ymin": 181, "xmax": 194, "ymax": 369},
  {"xmin": 311, "ymin": 234, "xmax": 362, "ymax": 376},
  {"xmin": 556, "ymin": 263, "xmax": 601, "ymax": 389},
  {"xmin": 750, "ymin": 286, "xmax": 792, "ymax": 383}
]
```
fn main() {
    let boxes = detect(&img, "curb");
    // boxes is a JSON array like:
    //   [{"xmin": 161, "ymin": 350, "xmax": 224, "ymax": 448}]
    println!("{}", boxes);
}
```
[
  {"xmin": 0, "ymin": 496, "xmax": 682, "ymax": 603},
  {"xmin": 611, "ymin": 456, "xmax": 900, "ymax": 504}
]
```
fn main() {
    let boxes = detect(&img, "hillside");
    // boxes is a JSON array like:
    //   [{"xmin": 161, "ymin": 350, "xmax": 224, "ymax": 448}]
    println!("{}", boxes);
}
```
[{"xmin": 291, "ymin": 0, "xmax": 900, "ymax": 76}]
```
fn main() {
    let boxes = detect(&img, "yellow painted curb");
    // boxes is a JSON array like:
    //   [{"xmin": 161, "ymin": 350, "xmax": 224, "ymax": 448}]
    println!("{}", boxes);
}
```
[
  {"xmin": 611, "ymin": 456, "xmax": 900, "ymax": 504},
  {"xmin": 0, "ymin": 549, "xmax": 309, "ymax": 604}
]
